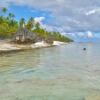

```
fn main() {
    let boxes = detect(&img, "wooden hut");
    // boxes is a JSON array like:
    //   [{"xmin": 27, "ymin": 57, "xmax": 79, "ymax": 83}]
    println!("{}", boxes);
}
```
[{"xmin": 14, "ymin": 27, "xmax": 37, "ymax": 44}]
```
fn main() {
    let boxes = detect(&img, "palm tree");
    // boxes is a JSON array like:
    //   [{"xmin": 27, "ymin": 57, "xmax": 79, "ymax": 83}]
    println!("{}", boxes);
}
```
[
  {"xmin": 35, "ymin": 22, "xmax": 40, "ymax": 30},
  {"xmin": 0, "ymin": 16, "xmax": 3, "ymax": 24},
  {"xmin": 26, "ymin": 17, "xmax": 34, "ymax": 30},
  {"xmin": 8, "ymin": 20, "xmax": 17, "ymax": 27},
  {"xmin": 8, "ymin": 13, "xmax": 15, "ymax": 20},
  {"xmin": 2, "ymin": 7, "xmax": 7, "ymax": 16},
  {"xmin": 19, "ymin": 18, "xmax": 25, "ymax": 28},
  {"xmin": 30, "ymin": 17, "xmax": 34, "ymax": 23}
]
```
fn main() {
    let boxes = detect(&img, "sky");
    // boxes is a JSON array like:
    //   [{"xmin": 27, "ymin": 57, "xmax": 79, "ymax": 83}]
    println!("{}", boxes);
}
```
[{"xmin": 0, "ymin": 0, "xmax": 100, "ymax": 41}]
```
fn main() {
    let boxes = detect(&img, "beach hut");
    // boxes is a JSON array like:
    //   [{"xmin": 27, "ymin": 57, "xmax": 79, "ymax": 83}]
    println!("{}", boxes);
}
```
[{"xmin": 14, "ymin": 27, "xmax": 37, "ymax": 43}]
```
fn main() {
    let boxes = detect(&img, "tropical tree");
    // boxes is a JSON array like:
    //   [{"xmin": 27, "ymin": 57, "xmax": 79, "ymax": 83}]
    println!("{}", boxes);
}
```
[
  {"xmin": 8, "ymin": 13, "xmax": 15, "ymax": 20},
  {"xmin": 8, "ymin": 20, "xmax": 17, "ymax": 27},
  {"xmin": 0, "ymin": 7, "xmax": 73, "ymax": 42},
  {"xmin": 0, "ymin": 16, "xmax": 3, "ymax": 24},
  {"xmin": 26, "ymin": 17, "xmax": 34, "ymax": 30},
  {"xmin": 2, "ymin": 7, "xmax": 7, "ymax": 16},
  {"xmin": 7, "ymin": 13, "xmax": 16, "ymax": 27},
  {"xmin": 19, "ymin": 18, "xmax": 25, "ymax": 28},
  {"xmin": 35, "ymin": 22, "xmax": 40, "ymax": 30}
]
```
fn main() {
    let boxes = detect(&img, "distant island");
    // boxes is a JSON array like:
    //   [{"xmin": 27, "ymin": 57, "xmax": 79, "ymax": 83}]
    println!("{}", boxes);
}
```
[{"xmin": 0, "ymin": 7, "xmax": 73, "ymax": 52}]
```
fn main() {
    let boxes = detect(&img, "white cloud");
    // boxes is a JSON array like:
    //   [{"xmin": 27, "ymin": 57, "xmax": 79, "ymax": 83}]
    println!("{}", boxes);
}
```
[
  {"xmin": 34, "ymin": 16, "xmax": 54, "ymax": 31},
  {"xmin": 86, "ymin": 8, "xmax": 100, "ymax": 15},
  {"xmin": 1, "ymin": 0, "xmax": 100, "ymax": 33},
  {"xmin": 66, "ymin": 31, "xmax": 94, "ymax": 39},
  {"xmin": 34, "ymin": 17, "xmax": 45, "ymax": 23},
  {"xmin": 86, "ymin": 31, "xmax": 94, "ymax": 38},
  {"xmin": 86, "ymin": 10, "xmax": 96, "ymax": 15}
]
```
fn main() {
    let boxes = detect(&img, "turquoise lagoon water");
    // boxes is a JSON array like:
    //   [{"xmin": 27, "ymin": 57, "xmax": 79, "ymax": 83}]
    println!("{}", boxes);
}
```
[{"xmin": 0, "ymin": 43, "xmax": 100, "ymax": 100}]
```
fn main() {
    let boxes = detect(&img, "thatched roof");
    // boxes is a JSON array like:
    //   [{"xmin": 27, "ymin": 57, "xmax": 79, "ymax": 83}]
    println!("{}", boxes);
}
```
[
  {"xmin": 15, "ymin": 27, "xmax": 36, "ymax": 40},
  {"xmin": 13, "ymin": 27, "xmax": 52, "ymax": 44}
]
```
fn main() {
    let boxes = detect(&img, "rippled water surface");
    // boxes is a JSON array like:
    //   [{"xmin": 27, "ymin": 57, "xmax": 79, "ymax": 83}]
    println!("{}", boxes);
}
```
[{"xmin": 0, "ymin": 43, "xmax": 100, "ymax": 100}]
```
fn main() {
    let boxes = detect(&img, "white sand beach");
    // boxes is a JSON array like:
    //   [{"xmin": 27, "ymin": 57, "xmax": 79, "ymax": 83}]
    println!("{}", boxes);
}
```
[
  {"xmin": 0, "ymin": 40, "xmax": 67, "ymax": 52},
  {"xmin": 53, "ymin": 41, "xmax": 67, "ymax": 46}
]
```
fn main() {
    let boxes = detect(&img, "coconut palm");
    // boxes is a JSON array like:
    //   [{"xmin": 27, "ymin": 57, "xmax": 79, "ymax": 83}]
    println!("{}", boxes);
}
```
[
  {"xmin": 26, "ymin": 17, "xmax": 34, "ymax": 30},
  {"xmin": 2, "ymin": 7, "xmax": 7, "ymax": 16},
  {"xmin": 0, "ymin": 16, "xmax": 3, "ymax": 24},
  {"xmin": 19, "ymin": 18, "xmax": 25, "ymax": 28},
  {"xmin": 35, "ymin": 22, "xmax": 40, "ymax": 30},
  {"xmin": 8, "ymin": 13, "xmax": 15, "ymax": 20}
]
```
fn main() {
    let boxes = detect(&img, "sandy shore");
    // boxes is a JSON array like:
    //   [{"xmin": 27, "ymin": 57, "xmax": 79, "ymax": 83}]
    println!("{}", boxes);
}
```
[{"xmin": 0, "ymin": 40, "xmax": 67, "ymax": 53}]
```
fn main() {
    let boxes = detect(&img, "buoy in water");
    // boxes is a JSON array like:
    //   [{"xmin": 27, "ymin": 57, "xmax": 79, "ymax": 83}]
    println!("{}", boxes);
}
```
[{"xmin": 83, "ymin": 48, "xmax": 86, "ymax": 50}]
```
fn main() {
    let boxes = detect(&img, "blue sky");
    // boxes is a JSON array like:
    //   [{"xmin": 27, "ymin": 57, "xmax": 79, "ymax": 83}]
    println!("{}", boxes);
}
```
[
  {"xmin": 0, "ymin": 0, "xmax": 100, "ymax": 41},
  {"xmin": 2, "ymin": 5, "xmax": 54, "ymax": 25}
]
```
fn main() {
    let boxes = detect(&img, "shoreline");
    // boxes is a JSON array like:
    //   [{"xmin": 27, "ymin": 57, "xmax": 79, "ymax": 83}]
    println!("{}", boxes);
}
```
[{"xmin": 0, "ymin": 41, "xmax": 68, "ymax": 53}]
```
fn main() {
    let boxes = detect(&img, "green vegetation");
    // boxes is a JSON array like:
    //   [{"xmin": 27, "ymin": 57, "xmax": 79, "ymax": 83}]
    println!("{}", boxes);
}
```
[
  {"xmin": 0, "ymin": 7, "xmax": 18, "ymax": 38},
  {"xmin": 0, "ymin": 7, "xmax": 73, "ymax": 42}
]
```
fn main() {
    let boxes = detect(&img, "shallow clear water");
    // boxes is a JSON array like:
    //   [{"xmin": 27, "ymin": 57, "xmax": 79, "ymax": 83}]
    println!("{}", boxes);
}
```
[{"xmin": 0, "ymin": 43, "xmax": 100, "ymax": 100}]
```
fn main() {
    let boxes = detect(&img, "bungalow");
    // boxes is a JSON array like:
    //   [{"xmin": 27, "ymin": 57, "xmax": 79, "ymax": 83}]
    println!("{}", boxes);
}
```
[{"xmin": 14, "ymin": 27, "xmax": 37, "ymax": 44}]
